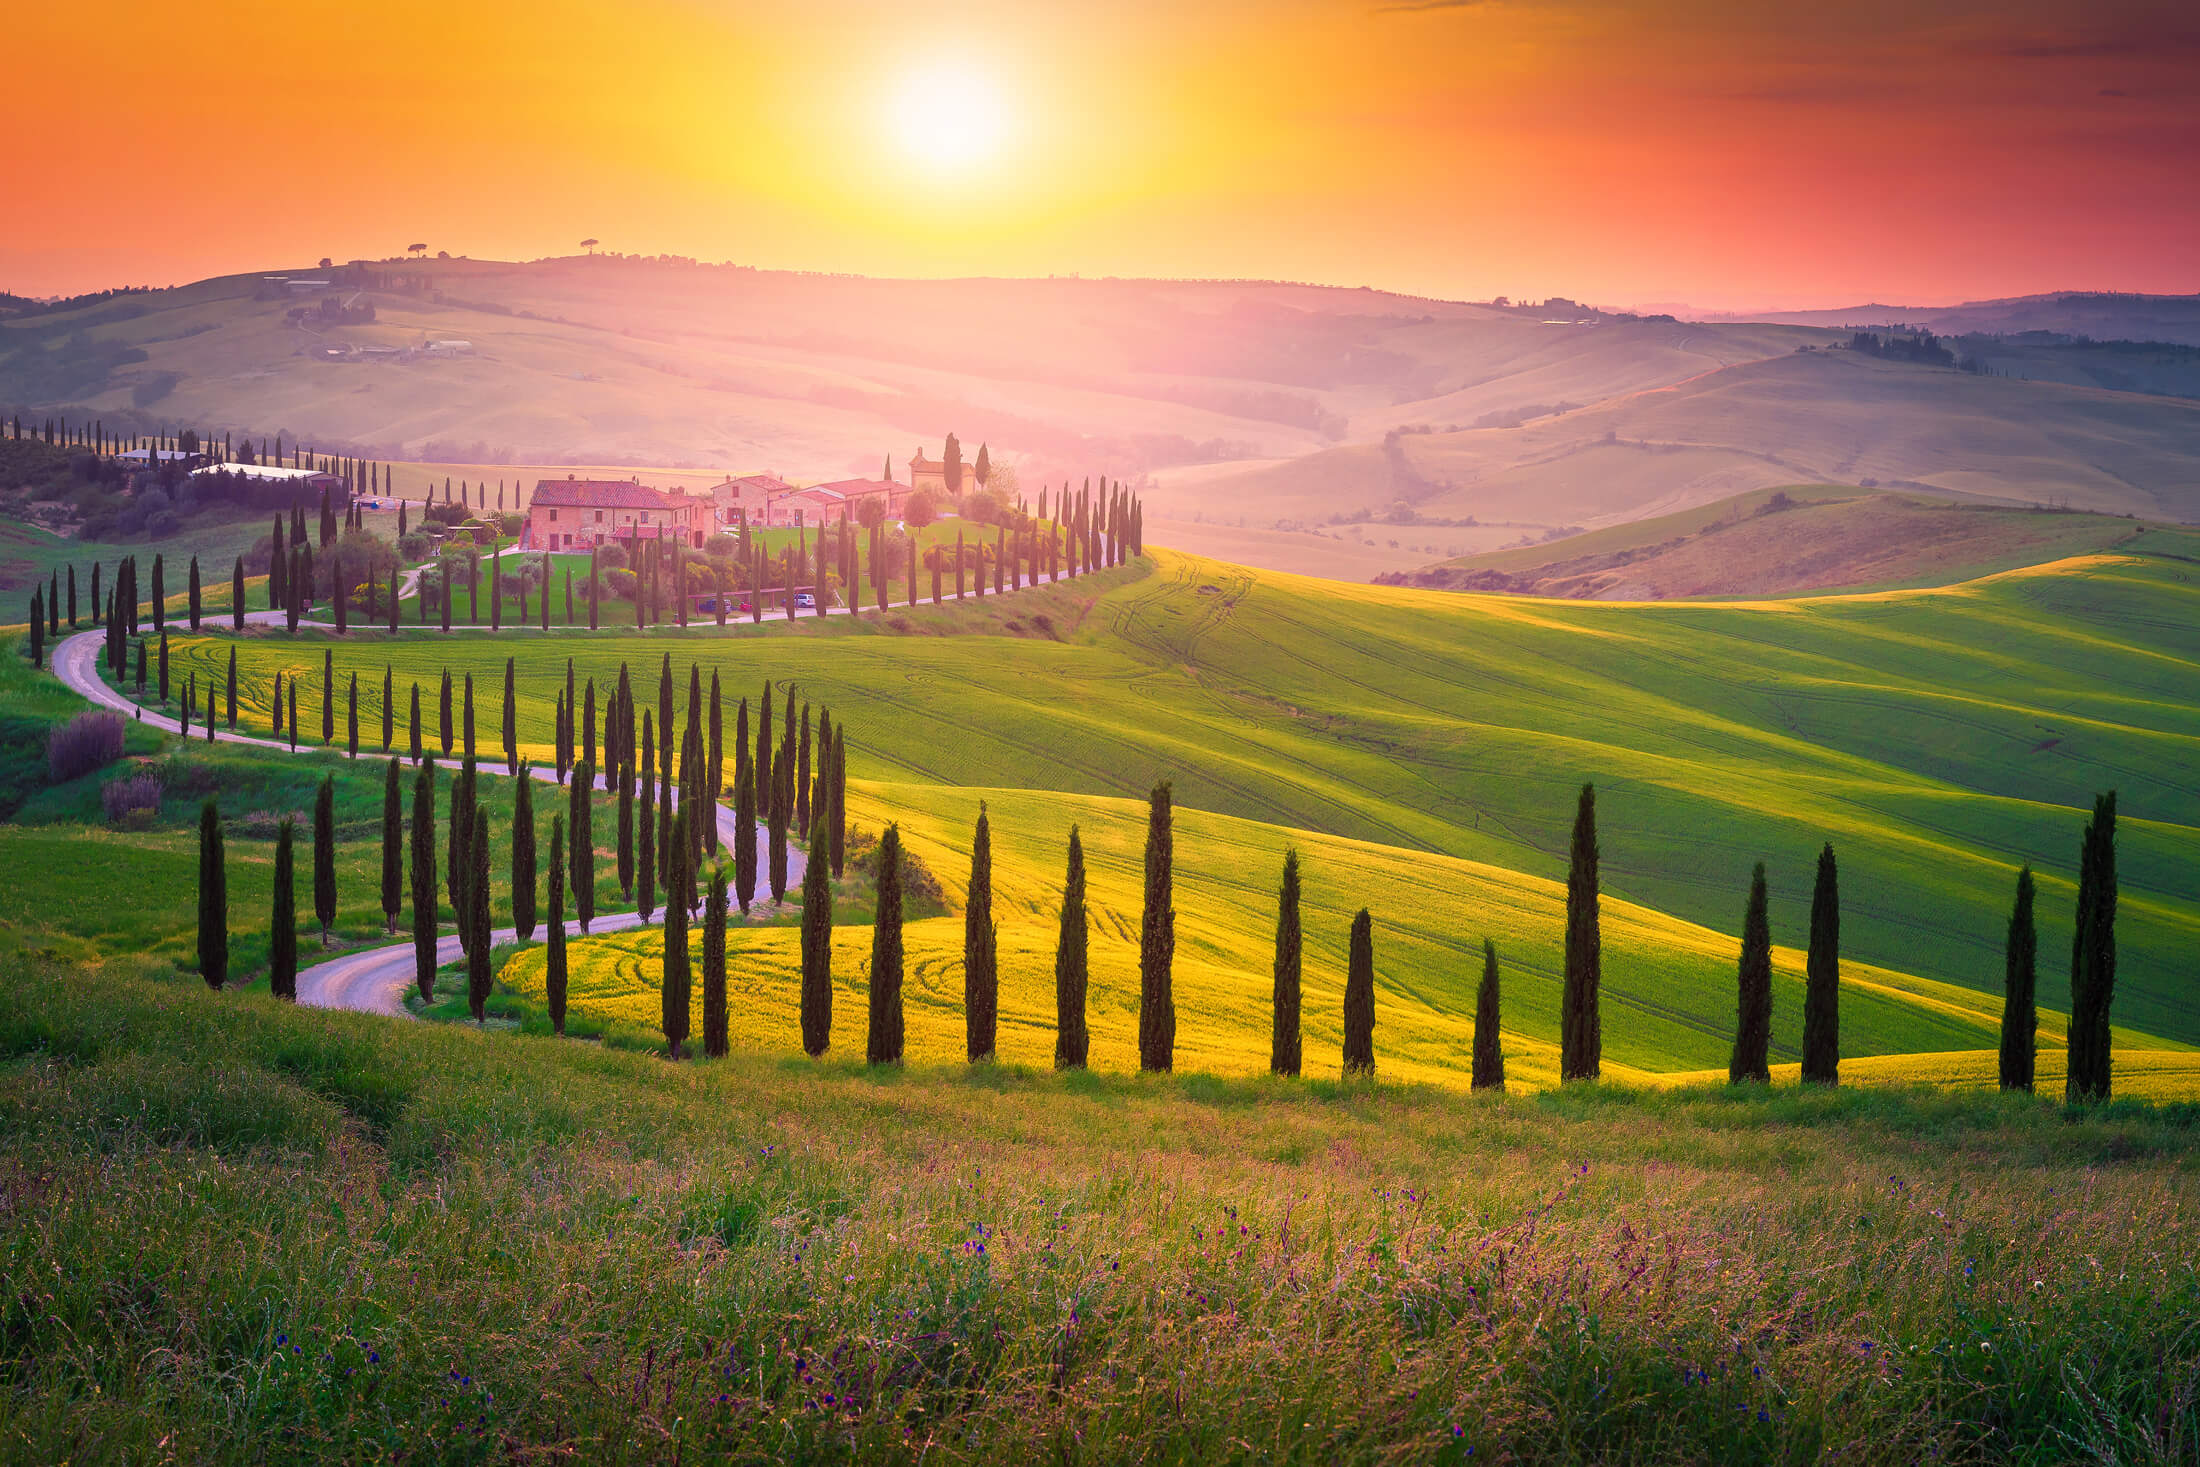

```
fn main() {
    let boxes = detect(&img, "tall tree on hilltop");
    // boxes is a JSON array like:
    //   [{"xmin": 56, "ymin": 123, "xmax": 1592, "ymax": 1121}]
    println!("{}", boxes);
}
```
[
  {"xmin": 271, "ymin": 819, "xmax": 298, "ymax": 1000},
  {"xmin": 1561, "ymin": 784, "xmax": 1602, "ymax": 1082},
  {"xmin": 466, "ymin": 806, "xmax": 491, "ymax": 1021},
  {"xmin": 1999, "ymin": 866, "xmax": 2038, "ymax": 1092},
  {"xmin": 965, "ymin": 803, "xmax": 998, "ymax": 1062},
  {"xmin": 700, "ymin": 857, "xmax": 728, "ymax": 1057},
  {"xmin": 943, "ymin": 433, "xmax": 963, "ymax": 498},
  {"xmin": 1138, "ymin": 782, "xmax": 1177, "ymax": 1073},
  {"xmin": 197, "ymin": 799, "xmax": 228, "ymax": 990},
  {"xmin": 410, "ymin": 761, "xmax": 437, "ymax": 1000},
  {"xmin": 1053, "ymin": 826, "xmax": 1089, "ymax": 1070},
  {"xmin": 513, "ymin": 766, "xmax": 537, "ymax": 943},
  {"xmin": 380, "ymin": 757, "xmax": 403, "ymax": 935},
  {"xmin": 1341, "ymin": 908, "xmax": 1377, "ymax": 1077},
  {"xmin": 312, "ymin": 775, "xmax": 337, "ymax": 947},
  {"xmin": 1729, "ymin": 863, "xmax": 1774, "ymax": 1084},
  {"xmin": 1270, "ymin": 850, "xmax": 1302, "ymax": 1077},
  {"xmin": 2066, "ymin": 792, "xmax": 2120, "ymax": 1102},
  {"xmin": 661, "ymin": 806, "xmax": 691, "ymax": 1058},
  {"xmin": 1801, "ymin": 843, "xmax": 1840, "ymax": 1085},
  {"xmin": 866, "ymin": 825, "xmax": 906, "ymax": 1065},
  {"xmin": 546, "ymin": 815, "xmax": 568, "ymax": 1035},
  {"xmin": 800, "ymin": 823, "xmax": 832, "ymax": 1056},
  {"xmin": 1472, "ymin": 939, "xmax": 1504, "ymax": 1091},
  {"xmin": 973, "ymin": 441, "xmax": 990, "ymax": 489}
]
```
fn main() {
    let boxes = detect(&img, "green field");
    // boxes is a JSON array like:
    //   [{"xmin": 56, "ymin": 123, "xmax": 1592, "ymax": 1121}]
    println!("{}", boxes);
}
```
[{"xmin": 152, "ymin": 540, "xmax": 2200, "ymax": 1075}]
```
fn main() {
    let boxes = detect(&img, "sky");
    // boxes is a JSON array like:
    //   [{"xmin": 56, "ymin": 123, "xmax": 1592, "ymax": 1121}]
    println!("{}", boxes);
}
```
[{"xmin": 4, "ymin": 0, "xmax": 2194, "ymax": 309}]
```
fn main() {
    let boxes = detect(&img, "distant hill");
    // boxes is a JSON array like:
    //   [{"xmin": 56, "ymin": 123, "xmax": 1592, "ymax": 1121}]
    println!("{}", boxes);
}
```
[
  {"xmin": 1693, "ymin": 291, "xmax": 2200, "ymax": 348},
  {"xmin": 1379, "ymin": 488, "xmax": 2167, "ymax": 599}
]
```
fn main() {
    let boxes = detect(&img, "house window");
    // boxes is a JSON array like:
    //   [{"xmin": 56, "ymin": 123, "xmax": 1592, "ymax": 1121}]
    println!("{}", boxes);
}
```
[
  {"xmin": 595, "ymin": 510, "xmax": 604, "ymax": 523},
  {"xmin": 548, "ymin": 508, "xmax": 558, "ymax": 521}
]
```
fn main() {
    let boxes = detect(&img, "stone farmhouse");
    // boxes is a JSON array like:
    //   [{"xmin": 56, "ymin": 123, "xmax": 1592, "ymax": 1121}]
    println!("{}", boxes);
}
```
[{"xmin": 521, "ymin": 476, "xmax": 705, "ymax": 551}]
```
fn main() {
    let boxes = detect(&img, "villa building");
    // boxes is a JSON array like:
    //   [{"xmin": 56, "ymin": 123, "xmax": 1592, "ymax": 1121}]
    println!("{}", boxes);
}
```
[{"xmin": 522, "ymin": 476, "xmax": 704, "ymax": 551}]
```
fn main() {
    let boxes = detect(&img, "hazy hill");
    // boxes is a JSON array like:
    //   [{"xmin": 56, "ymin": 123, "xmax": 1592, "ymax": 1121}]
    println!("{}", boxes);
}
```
[
  {"xmin": 1696, "ymin": 291, "xmax": 2200, "ymax": 347},
  {"xmin": 1382, "ymin": 488, "xmax": 2162, "ymax": 599}
]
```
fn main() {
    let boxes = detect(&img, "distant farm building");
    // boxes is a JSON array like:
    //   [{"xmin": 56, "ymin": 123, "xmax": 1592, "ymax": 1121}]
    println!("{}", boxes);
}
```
[
  {"xmin": 522, "ymin": 476, "xmax": 703, "ymax": 551},
  {"xmin": 423, "ymin": 339, "xmax": 474, "ymax": 357},
  {"xmin": 763, "ymin": 477, "xmax": 910, "ymax": 528},
  {"xmin": 702, "ymin": 473, "xmax": 795, "ymax": 531},
  {"xmin": 907, "ymin": 447, "xmax": 969, "ymax": 498}
]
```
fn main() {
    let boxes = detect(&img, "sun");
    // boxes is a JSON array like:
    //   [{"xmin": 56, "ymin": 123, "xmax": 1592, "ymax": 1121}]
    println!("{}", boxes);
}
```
[{"xmin": 885, "ymin": 58, "xmax": 1012, "ymax": 174}]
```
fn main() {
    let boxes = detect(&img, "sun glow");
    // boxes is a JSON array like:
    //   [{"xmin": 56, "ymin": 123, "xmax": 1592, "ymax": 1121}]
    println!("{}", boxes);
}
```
[{"xmin": 885, "ymin": 58, "xmax": 1012, "ymax": 174}]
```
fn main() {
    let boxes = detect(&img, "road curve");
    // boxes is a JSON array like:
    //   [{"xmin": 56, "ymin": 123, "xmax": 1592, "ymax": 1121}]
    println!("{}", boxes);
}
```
[{"xmin": 50, "ymin": 626, "xmax": 804, "ymax": 1019}]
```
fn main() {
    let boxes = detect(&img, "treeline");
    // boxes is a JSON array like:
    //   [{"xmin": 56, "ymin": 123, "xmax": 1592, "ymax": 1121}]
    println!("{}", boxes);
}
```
[{"xmin": 1845, "ymin": 331, "xmax": 1957, "ymax": 367}]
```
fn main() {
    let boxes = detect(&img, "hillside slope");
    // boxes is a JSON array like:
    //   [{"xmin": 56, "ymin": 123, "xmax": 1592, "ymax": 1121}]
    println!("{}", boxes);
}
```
[{"xmin": 1386, "ymin": 489, "xmax": 2157, "ymax": 599}]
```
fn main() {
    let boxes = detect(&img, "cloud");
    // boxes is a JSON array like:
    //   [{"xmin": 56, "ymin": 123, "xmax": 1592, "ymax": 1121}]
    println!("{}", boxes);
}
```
[{"xmin": 1370, "ymin": 0, "xmax": 1491, "ymax": 14}]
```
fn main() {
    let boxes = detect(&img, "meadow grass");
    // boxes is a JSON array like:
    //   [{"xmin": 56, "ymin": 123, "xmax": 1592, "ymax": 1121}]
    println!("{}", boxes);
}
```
[
  {"xmin": 163, "ymin": 544, "xmax": 2200, "ymax": 1051},
  {"xmin": 2, "ymin": 953, "xmax": 2195, "ymax": 1464}
]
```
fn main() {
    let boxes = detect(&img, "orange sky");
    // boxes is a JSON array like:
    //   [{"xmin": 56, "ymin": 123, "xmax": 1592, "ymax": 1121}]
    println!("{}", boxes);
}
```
[{"xmin": 5, "ymin": 0, "xmax": 2194, "ymax": 308}]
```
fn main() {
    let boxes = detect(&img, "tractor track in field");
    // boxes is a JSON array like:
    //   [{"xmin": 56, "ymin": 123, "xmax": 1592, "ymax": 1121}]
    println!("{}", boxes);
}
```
[{"xmin": 50, "ymin": 625, "xmax": 803, "ymax": 1019}]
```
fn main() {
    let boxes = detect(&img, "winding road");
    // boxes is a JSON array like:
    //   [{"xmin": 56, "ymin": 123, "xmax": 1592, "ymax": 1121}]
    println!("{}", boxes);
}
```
[{"xmin": 51, "ymin": 624, "xmax": 802, "ymax": 1020}]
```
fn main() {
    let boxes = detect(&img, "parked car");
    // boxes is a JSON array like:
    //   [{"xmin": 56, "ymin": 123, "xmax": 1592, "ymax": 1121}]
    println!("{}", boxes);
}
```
[
  {"xmin": 794, "ymin": 592, "xmax": 816, "ymax": 609},
  {"xmin": 694, "ymin": 595, "xmax": 733, "ymax": 613}
]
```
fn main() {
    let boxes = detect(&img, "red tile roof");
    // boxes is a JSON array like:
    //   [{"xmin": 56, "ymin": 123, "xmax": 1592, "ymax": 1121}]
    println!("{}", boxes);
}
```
[
  {"xmin": 802, "ymin": 478, "xmax": 900, "ymax": 498},
  {"xmin": 716, "ymin": 474, "xmax": 795, "ymax": 496},
  {"xmin": 531, "ymin": 478, "xmax": 674, "ymax": 511}
]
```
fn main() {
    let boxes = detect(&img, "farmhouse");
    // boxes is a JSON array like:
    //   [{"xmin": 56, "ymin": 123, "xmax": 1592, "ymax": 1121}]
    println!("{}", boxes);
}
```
[
  {"xmin": 761, "ymin": 476, "xmax": 911, "ymax": 528},
  {"xmin": 701, "ymin": 473, "xmax": 795, "ymax": 531},
  {"xmin": 522, "ymin": 476, "xmax": 704, "ymax": 551}
]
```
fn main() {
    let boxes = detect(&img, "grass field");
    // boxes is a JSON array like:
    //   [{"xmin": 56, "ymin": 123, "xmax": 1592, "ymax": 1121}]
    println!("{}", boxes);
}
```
[
  {"xmin": 146, "ymin": 539, "xmax": 2200, "ymax": 1072},
  {"xmin": 4, "ymin": 953, "xmax": 2197, "ymax": 1462}
]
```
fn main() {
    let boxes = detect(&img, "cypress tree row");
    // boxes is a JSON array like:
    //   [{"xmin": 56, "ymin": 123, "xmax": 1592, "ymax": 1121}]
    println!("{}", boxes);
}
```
[
  {"xmin": 1341, "ymin": 908, "xmax": 1377, "ymax": 1077},
  {"xmin": 197, "ymin": 798, "xmax": 227, "ymax": 990},
  {"xmin": 569, "ymin": 759, "xmax": 596, "ymax": 933},
  {"xmin": 312, "ymin": 775, "xmax": 337, "ymax": 947},
  {"xmin": 1560, "ymin": 783, "xmax": 1602, "ymax": 1082},
  {"xmin": 380, "ymin": 757, "xmax": 403, "ymax": 935},
  {"xmin": 411, "ymin": 761, "xmax": 437, "ymax": 999},
  {"xmin": 1801, "ymin": 843, "xmax": 1840, "ymax": 1085},
  {"xmin": 271, "ymin": 818, "xmax": 299, "ymax": 1000},
  {"xmin": 1728, "ymin": 863, "xmax": 1773, "ymax": 1084},
  {"xmin": 2066, "ymin": 791, "xmax": 2119, "ymax": 1103},
  {"xmin": 964, "ymin": 803, "xmax": 998, "ymax": 1062},
  {"xmin": 703, "ymin": 859, "xmax": 730, "ymax": 1058},
  {"xmin": 660, "ymin": 806, "xmax": 691, "ymax": 1057},
  {"xmin": 866, "ymin": 824, "xmax": 905, "ymax": 1065},
  {"xmin": 546, "ymin": 815, "xmax": 569, "ymax": 1035},
  {"xmin": 800, "ymin": 823, "xmax": 832, "ymax": 1056},
  {"xmin": 1999, "ymin": 865, "xmax": 2038, "ymax": 1092},
  {"xmin": 513, "ymin": 767, "xmax": 537, "ymax": 943},
  {"xmin": 1270, "ymin": 850, "xmax": 1302, "ymax": 1077},
  {"xmin": 1137, "ymin": 782, "xmax": 1177, "ymax": 1073},
  {"xmin": 466, "ymin": 807, "xmax": 491, "ymax": 1022},
  {"xmin": 1471, "ymin": 939, "xmax": 1504, "ymax": 1091},
  {"xmin": 1053, "ymin": 826, "xmax": 1089, "ymax": 1071}
]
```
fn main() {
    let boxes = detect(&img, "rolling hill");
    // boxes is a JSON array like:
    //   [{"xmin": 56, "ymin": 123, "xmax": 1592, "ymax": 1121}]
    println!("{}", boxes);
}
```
[
  {"xmin": 1385, "ymin": 488, "xmax": 2160, "ymax": 600},
  {"xmin": 153, "ymin": 539, "xmax": 2200, "ymax": 1069}
]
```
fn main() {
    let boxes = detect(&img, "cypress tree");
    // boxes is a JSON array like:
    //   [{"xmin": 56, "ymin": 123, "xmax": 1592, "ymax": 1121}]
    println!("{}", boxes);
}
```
[
  {"xmin": 502, "ymin": 656, "xmax": 518, "ymax": 774},
  {"xmin": 1560, "ymin": 784, "xmax": 1602, "ymax": 1082},
  {"xmin": 1342, "ymin": 908, "xmax": 1376, "ymax": 1077},
  {"xmin": 462, "ymin": 672, "xmax": 476, "ymax": 759},
  {"xmin": 1471, "ymin": 939, "xmax": 1504, "ymax": 1091},
  {"xmin": 799, "ymin": 822, "xmax": 832, "ymax": 1056},
  {"xmin": 409, "ymin": 683, "xmax": 423, "ymax": 760},
  {"xmin": 795, "ymin": 703, "xmax": 811, "ymax": 837},
  {"xmin": 1729, "ymin": 863, "xmax": 1773, "ymax": 1084},
  {"xmin": 704, "ymin": 859, "xmax": 730, "ymax": 1057},
  {"xmin": 570, "ymin": 759, "xmax": 596, "ymax": 933},
  {"xmin": 312, "ymin": 774, "xmax": 337, "ymax": 946},
  {"xmin": 151, "ymin": 554, "xmax": 165, "ymax": 632},
  {"xmin": 2066, "ymin": 792, "xmax": 2119, "ymax": 1102},
  {"xmin": 1053, "ymin": 826, "xmax": 1089, "ymax": 1070},
  {"xmin": 67, "ymin": 563, "xmax": 77, "ymax": 627},
  {"xmin": 346, "ymin": 672, "xmax": 358, "ymax": 758},
  {"xmin": 546, "ymin": 815, "xmax": 569, "ymax": 1035},
  {"xmin": 588, "ymin": 547, "xmax": 600, "ymax": 629},
  {"xmin": 158, "ymin": 629, "xmax": 170, "ymax": 701},
  {"xmin": 733, "ymin": 760, "xmax": 758, "ymax": 914},
  {"xmin": 271, "ymin": 819, "xmax": 298, "ymax": 1000},
  {"xmin": 617, "ymin": 743, "xmax": 636, "ymax": 901},
  {"xmin": 1999, "ymin": 866, "xmax": 2038, "ymax": 1092},
  {"xmin": 965, "ymin": 802, "xmax": 998, "ymax": 1061},
  {"xmin": 321, "ymin": 648, "xmax": 334, "ymax": 745},
  {"xmin": 450, "ymin": 757, "xmax": 478, "ymax": 944},
  {"xmin": 1801, "ymin": 843, "xmax": 1840, "ymax": 1085},
  {"xmin": 1270, "ymin": 850, "xmax": 1302, "ymax": 1077},
  {"xmin": 286, "ymin": 680, "xmax": 297, "ymax": 751},
  {"xmin": 227, "ymin": 648, "xmax": 238, "ymax": 729},
  {"xmin": 380, "ymin": 757, "xmax": 403, "ymax": 935},
  {"xmin": 757, "ymin": 680, "xmax": 773, "ymax": 799},
  {"xmin": 197, "ymin": 798, "xmax": 228, "ymax": 990},
  {"xmin": 661, "ymin": 806, "xmax": 690, "ymax": 1057},
  {"xmin": 231, "ymin": 558, "xmax": 245, "ymax": 631},
  {"xmin": 830, "ymin": 726, "xmax": 847, "ymax": 879},
  {"xmin": 27, "ymin": 592, "xmax": 41, "ymax": 669},
  {"xmin": 866, "ymin": 824, "xmax": 905, "ymax": 1065},
  {"xmin": 466, "ymin": 806, "xmax": 491, "ymax": 1022},
  {"xmin": 637, "ymin": 712, "xmax": 657, "ymax": 921},
  {"xmin": 513, "ymin": 767, "xmax": 537, "ymax": 942},
  {"xmin": 1138, "ymin": 781, "xmax": 1176, "ymax": 1072},
  {"xmin": 381, "ymin": 665, "xmax": 394, "ymax": 751},
  {"xmin": 439, "ymin": 670, "xmax": 453, "ymax": 753},
  {"xmin": 188, "ymin": 555, "xmax": 202, "ymax": 629},
  {"xmin": 707, "ymin": 672, "xmax": 723, "ymax": 853}
]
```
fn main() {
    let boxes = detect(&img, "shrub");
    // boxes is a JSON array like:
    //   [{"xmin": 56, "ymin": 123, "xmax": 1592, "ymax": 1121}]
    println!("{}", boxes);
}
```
[
  {"xmin": 595, "ymin": 541, "xmax": 630, "ymax": 571},
  {"xmin": 102, "ymin": 769, "xmax": 165, "ymax": 827},
  {"xmin": 422, "ymin": 502, "xmax": 471, "ymax": 529},
  {"xmin": 47, "ymin": 712, "xmax": 126, "ymax": 783},
  {"xmin": 602, "ymin": 567, "xmax": 638, "ymax": 600},
  {"xmin": 145, "ymin": 509, "xmax": 181, "ymax": 537},
  {"xmin": 397, "ymin": 532, "xmax": 434, "ymax": 561}
]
